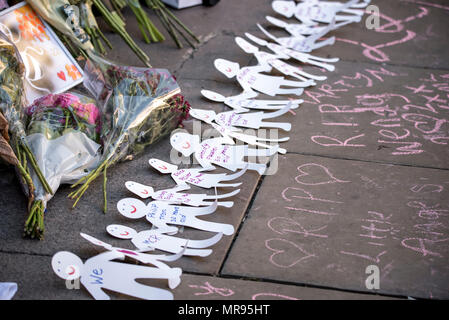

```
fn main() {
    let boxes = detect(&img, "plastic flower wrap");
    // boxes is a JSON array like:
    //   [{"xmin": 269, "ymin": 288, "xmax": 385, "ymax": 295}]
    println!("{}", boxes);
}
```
[
  {"xmin": 22, "ymin": 92, "xmax": 102, "ymax": 238},
  {"xmin": 0, "ymin": 31, "xmax": 57, "ymax": 238},
  {"xmin": 70, "ymin": 54, "xmax": 190, "ymax": 212}
]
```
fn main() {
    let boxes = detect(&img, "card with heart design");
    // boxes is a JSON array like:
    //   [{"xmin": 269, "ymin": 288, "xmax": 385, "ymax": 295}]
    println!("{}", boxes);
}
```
[{"xmin": 0, "ymin": 2, "xmax": 83, "ymax": 104}]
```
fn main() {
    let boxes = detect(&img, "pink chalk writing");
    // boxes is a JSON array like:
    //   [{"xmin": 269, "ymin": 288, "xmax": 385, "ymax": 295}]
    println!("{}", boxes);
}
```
[
  {"xmin": 265, "ymin": 238, "xmax": 316, "ymax": 268},
  {"xmin": 295, "ymin": 163, "xmax": 350, "ymax": 185},
  {"xmin": 268, "ymin": 217, "xmax": 328, "ymax": 239},
  {"xmin": 281, "ymin": 187, "xmax": 343, "ymax": 204},
  {"xmin": 251, "ymin": 293, "xmax": 299, "ymax": 300},
  {"xmin": 188, "ymin": 282, "xmax": 235, "ymax": 297},
  {"xmin": 311, "ymin": 133, "xmax": 366, "ymax": 147}
]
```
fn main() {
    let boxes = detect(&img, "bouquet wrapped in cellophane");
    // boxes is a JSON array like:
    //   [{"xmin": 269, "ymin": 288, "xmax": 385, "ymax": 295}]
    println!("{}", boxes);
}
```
[
  {"xmin": 23, "ymin": 92, "xmax": 103, "ymax": 239},
  {"xmin": 0, "ymin": 32, "xmax": 56, "ymax": 239},
  {"xmin": 69, "ymin": 53, "xmax": 190, "ymax": 212}
]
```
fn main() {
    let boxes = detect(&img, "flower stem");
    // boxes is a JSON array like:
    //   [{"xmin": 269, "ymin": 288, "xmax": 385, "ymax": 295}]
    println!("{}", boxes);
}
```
[{"xmin": 20, "ymin": 141, "xmax": 53, "ymax": 195}]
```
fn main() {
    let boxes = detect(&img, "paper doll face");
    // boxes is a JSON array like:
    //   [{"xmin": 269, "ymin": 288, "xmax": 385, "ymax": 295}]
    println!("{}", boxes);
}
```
[
  {"xmin": 117, "ymin": 198, "xmax": 147, "ymax": 219},
  {"xmin": 272, "ymin": 1, "xmax": 296, "ymax": 18},
  {"xmin": 125, "ymin": 181, "xmax": 154, "ymax": 199},
  {"xmin": 189, "ymin": 108, "xmax": 216, "ymax": 124},
  {"xmin": 214, "ymin": 59, "xmax": 240, "ymax": 78},
  {"xmin": 235, "ymin": 37, "xmax": 259, "ymax": 53},
  {"xmin": 170, "ymin": 132, "xmax": 200, "ymax": 157},
  {"xmin": 106, "ymin": 224, "xmax": 137, "ymax": 240},
  {"xmin": 149, "ymin": 158, "xmax": 178, "ymax": 174},
  {"xmin": 235, "ymin": 37, "xmax": 259, "ymax": 54},
  {"xmin": 52, "ymin": 251, "xmax": 83, "ymax": 280},
  {"xmin": 201, "ymin": 90, "xmax": 225, "ymax": 102}
]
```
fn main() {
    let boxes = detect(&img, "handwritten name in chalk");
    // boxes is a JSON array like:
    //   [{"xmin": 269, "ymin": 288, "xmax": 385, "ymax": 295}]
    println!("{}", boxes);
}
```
[
  {"xmin": 307, "ymin": 67, "xmax": 449, "ymax": 156},
  {"xmin": 334, "ymin": 7, "xmax": 429, "ymax": 62},
  {"xmin": 186, "ymin": 281, "xmax": 299, "ymax": 300},
  {"xmin": 400, "ymin": 188, "xmax": 449, "ymax": 258}
]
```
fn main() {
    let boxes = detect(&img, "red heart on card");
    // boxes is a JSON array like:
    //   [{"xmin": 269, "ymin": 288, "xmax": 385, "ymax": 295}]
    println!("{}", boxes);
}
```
[{"xmin": 57, "ymin": 71, "xmax": 66, "ymax": 81}]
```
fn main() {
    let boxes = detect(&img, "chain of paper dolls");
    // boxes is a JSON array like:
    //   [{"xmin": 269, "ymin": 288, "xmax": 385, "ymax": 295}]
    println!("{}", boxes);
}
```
[{"xmin": 51, "ymin": 0, "xmax": 372, "ymax": 300}]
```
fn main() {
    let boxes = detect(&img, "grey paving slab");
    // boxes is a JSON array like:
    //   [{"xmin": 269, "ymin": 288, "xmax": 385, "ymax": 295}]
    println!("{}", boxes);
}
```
[
  {"xmin": 172, "ymin": 274, "xmax": 398, "ymax": 300},
  {"xmin": 222, "ymin": 153, "xmax": 449, "ymax": 299},
  {"xmin": 295, "ymin": 0, "xmax": 449, "ymax": 69},
  {"xmin": 102, "ymin": 0, "xmax": 274, "ymax": 71},
  {"xmin": 268, "ymin": 61, "xmax": 449, "ymax": 169},
  {"xmin": 0, "ymin": 251, "xmax": 396, "ymax": 300}
]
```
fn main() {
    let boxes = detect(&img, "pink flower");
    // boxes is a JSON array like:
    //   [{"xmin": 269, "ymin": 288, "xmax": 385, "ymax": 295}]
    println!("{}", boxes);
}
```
[
  {"xmin": 84, "ymin": 103, "xmax": 100, "ymax": 125},
  {"xmin": 56, "ymin": 93, "xmax": 80, "ymax": 109}
]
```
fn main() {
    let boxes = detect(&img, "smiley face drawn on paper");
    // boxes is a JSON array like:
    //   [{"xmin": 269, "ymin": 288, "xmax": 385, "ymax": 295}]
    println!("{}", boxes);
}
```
[
  {"xmin": 51, "ymin": 251, "xmax": 84, "ymax": 280},
  {"xmin": 272, "ymin": 1, "xmax": 296, "ymax": 18},
  {"xmin": 126, "ymin": 181, "xmax": 154, "ymax": 199},
  {"xmin": 106, "ymin": 224, "xmax": 138, "ymax": 240},
  {"xmin": 170, "ymin": 132, "xmax": 200, "ymax": 157},
  {"xmin": 148, "ymin": 158, "xmax": 178, "ymax": 174},
  {"xmin": 214, "ymin": 59, "xmax": 240, "ymax": 78},
  {"xmin": 201, "ymin": 90, "xmax": 226, "ymax": 102},
  {"xmin": 117, "ymin": 198, "xmax": 147, "ymax": 219},
  {"xmin": 235, "ymin": 37, "xmax": 259, "ymax": 54},
  {"xmin": 189, "ymin": 109, "xmax": 216, "ymax": 125}
]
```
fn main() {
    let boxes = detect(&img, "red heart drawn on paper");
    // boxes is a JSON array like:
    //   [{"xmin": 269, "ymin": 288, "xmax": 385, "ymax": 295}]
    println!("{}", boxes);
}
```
[
  {"xmin": 265, "ymin": 238, "xmax": 316, "ymax": 268},
  {"xmin": 295, "ymin": 163, "xmax": 350, "ymax": 185},
  {"xmin": 57, "ymin": 71, "xmax": 66, "ymax": 81}
]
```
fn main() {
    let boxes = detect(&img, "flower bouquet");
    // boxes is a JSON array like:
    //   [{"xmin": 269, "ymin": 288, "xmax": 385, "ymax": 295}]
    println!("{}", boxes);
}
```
[
  {"xmin": 69, "ymin": 53, "xmax": 190, "ymax": 212},
  {"xmin": 0, "ymin": 32, "xmax": 53, "ymax": 228},
  {"xmin": 21, "ymin": 92, "xmax": 103, "ymax": 238}
]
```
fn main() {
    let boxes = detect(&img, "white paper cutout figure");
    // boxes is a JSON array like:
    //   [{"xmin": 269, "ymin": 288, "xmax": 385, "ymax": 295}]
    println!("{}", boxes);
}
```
[
  {"xmin": 256, "ymin": 22, "xmax": 336, "ymax": 53},
  {"xmin": 190, "ymin": 103, "xmax": 292, "ymax": 131},
  {"xmin": 149, "ymin": 158, "xmax": 246, "ymax": 189},
  {"xmin": 214, "ymin": 58, "xmax": 307, "ymax": 96},
  {"xmin": 245, "ymin": 32, "xmax": 339, "ymax": 72},
  {"xmin": 211, "ymin": 123, "xmax": 289, "ymax": 155},
  {"xmin": 201, "ymin": 89, "xmax": 303, "ymax": 113},
  {"xmin": 117, "ymin": 198, "xmax": 235, "ymax": 236},
  {"xmin": 235, "ymin": 37, "xmax": 326, "ymax": 82},
  {"xmin": 80, "ymin": 232, "xmax": 183, "ymax": 289},
  {"xmin": 170, "ymin": 131, "xmax": 278, "ymax": 174},
  {"xmin": 52, "ymin": 250, "xmax": 180, "ymax": 300},
  {"xmin": 107, "ymin": 224, "xmax": 223, "ymax": 257},
  {"xmin": 266, "ymin": 15, "xmax": 354, "ymax": 37},
  {"xmin": 272, "ymin": 0, "xmax": 369, "ymax": 25},
  {"xmin": 125, "ymin": 181, "xmax": 240, "ymax": 208}
]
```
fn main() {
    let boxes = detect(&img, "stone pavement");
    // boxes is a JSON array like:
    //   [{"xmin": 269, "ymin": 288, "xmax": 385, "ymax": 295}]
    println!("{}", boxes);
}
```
[{"xmin": 1, "ymin": 0, "xmax": 448, "ymax": 300}]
